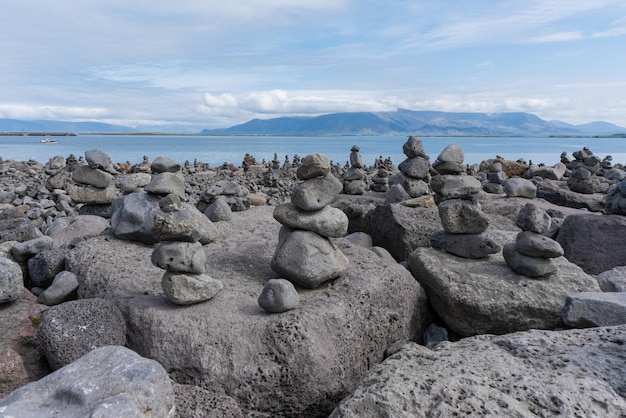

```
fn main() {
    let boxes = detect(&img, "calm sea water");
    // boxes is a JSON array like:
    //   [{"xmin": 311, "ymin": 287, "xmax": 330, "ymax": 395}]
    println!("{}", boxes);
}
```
[{"xmin": 1, "ymin": 135, "xmax": 625, "ymax": 168}]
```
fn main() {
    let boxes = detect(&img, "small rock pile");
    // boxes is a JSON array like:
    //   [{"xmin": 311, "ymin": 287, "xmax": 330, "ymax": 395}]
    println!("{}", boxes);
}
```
[
  {"xmin": 482, "ymin": 159, "xmax": 507, "ymax": 193},
  {"xmin": 370, "ymin": 168, "xmax": 390, "ymax": 192},
  {"xmin": 387, "ymin": 136, "xmax": 431, "ymax": 202},
  {"xmin": 342, "ymin": 145, "xmax": 367, "ymax": 195},
  {"xmin": 503, "ymin": 203, "xmax": 564, "ymax": 277},
  {"xmin": 271, "ymin": 153, "xmax": 349, "ymax": 288},
  {"xmin": 68, "ymin": 150, "xmax": 118, "ymax": 216},
  {"xmin": 430, "ymin": 144, "xmax": 500, "ymax": 259},
  {"xmin": 566, "ymin": 147, "xmax": 605, "ymax": 194},
  {"xmin": 606, "ymin": 178, "xmax": 626, "ymax": 215}
]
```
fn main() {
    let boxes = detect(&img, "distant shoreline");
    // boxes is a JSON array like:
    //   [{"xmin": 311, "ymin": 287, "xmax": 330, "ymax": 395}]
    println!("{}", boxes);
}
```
[{"xmin": 0, "ymin": 132, "xmax": 76, "ymax": 137}]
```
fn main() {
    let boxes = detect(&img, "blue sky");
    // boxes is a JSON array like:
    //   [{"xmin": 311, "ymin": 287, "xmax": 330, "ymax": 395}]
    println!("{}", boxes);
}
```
[{"xmin": 1, "ymin": 0, "xmax": 625, "ymax": 132}]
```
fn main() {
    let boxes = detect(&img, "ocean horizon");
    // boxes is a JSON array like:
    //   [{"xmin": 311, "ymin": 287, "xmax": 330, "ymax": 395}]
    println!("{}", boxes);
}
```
[{"xmin": 1, "ymin": 134, "xmax": 626, "ymax": 168}]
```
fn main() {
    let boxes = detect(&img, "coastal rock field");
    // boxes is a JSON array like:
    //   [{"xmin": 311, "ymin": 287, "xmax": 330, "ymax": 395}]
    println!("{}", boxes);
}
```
[{"xmin": 1, "ymin": 139, "xmax": 625, "ymax": 417}]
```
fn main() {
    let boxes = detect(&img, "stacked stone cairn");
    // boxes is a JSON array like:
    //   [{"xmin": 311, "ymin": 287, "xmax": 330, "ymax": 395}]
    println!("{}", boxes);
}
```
[
  {"xmin": 147, "ymin": 156, "xmax": 223, "ymax": 305},
  {"xmin": 270, "ymin": 153, "xmax": 349, "ymax": 289},
  {"xmin": 566, "ymin": 147, "xmax": 603, "ymax": 194},
  {"xmin": 604, "ymin": 178, "xmax": 626, "ymax": 215},
  {"xmin": 430, "ymin": 144, "xmax": 501, "ymax": 259},
  {"xmin": 342, "ymin": 145, "xmax": 367, "ymax": 195},
  {"xmin": 68, "ymin": 150, "xmax": 117, "ymax": 217},
  {"xmin": 387, "ymin": 136, "xmax": 431, "ymax": 202},
  {"xmin": 370, "ymin": 168, "xmax": 390, "ymax": 192},
  {"xmin": 503, "ymin": 203, "xmax": 564, "ymax": 277},
  {"xmin": 482, "ymin": 159, "xmax": 508, "ymax": 194}
]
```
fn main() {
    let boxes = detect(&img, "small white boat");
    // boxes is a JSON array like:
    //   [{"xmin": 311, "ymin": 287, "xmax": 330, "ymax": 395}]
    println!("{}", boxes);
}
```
[{"xmin": 41, "ymin": 137, "xmax": 58, "ymax": 144}]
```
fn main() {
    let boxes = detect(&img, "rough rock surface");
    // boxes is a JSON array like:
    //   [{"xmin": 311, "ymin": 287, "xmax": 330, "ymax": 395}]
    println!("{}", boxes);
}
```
[
  {"xmin": 563, "ymin": 292, "xmax": 626, "ymax": 327},
  {"xmin": 409, "ymin": 246, "xmax": 601, "ymax": 336},
  {"xmin": 0, "ymin": 257, "xmax": 23, "ymax": 304},
  {"xmin": 113, "ymin": 206, "xmax": 430, "ymax": 417},
  {"xmin": 556, "ymin": 213, "xmax": 626, "ymax": 274},
  {"xmin": 330, "ymin": 326, "xmax": 626, "ymax": 417},
  {"xmin": 0, "ymin": 345, "xmax": 175, "ymax": 418},
  {"xmin": 173, "ymin": 383, "xmax": 244, "ymax": 418}
]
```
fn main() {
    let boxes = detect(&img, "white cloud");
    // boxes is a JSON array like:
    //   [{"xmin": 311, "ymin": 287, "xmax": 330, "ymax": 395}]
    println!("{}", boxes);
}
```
[{"xmin": 0, "ymin": 104, "xmax": 109, "ymax": 121}]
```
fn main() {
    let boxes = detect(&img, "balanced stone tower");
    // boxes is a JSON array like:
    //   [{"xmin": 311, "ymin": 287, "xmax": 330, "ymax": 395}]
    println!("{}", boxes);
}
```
[
  {"xmin": 271, "ymin": 153, "xmax": 349, "ymax": 288},
  {"xmin": 68, "ymin": 150, "xmax": 118, "ymax": 217},
  {"xmin": 503, "ymin": 203, "xmax": 564, "ymax": 277},
  {"xmin": 388, "ymin": 136, "xmax": 431, "ymax": 200},
  {"xmin": 430, "ymin": 144, "xmax": 501, "ymax": 259},
  {"xmin": 342, "ymin": 145, "xmax": 367, "ymax": 195}
]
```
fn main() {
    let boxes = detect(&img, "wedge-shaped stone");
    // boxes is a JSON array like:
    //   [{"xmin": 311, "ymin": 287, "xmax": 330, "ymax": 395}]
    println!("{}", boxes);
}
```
[{"xmin": 273, "ymin": 203, "xmax": 348, "ymax": 238}]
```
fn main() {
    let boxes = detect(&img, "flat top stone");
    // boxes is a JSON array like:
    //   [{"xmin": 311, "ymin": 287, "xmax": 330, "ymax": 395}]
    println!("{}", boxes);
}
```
[{"xmin": 296, "ymin": 153, "xmax": 331, "ymax": 180}]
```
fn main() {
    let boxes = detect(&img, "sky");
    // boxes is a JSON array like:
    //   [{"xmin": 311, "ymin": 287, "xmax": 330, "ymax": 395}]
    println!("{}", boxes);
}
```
[{"xmin": 1, "ymin": 0, "xmax": 626, "ymax": 132}]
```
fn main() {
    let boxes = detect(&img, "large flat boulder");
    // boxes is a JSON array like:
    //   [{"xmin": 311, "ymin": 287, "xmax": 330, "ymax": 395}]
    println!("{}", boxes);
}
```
[
  {"xmin": 111, "ymin": 206, "xmax": 429, "ymax": 417},
  {"xmin": 330, "ymin": 326, "xmax": 626, "ymax": 417},
  {"xmin": 409, "ymin": 246, "xmax": 600, "ymax": 337}
]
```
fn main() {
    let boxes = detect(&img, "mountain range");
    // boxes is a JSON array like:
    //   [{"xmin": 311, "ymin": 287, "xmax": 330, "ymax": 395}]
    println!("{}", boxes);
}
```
[
  {"xmin": 202, "ymin": 109, "xmax": 626, "ymax": 136},
  {"xmin": 2, "ymin": 109, "xmax": 625, "ymax": 136}
]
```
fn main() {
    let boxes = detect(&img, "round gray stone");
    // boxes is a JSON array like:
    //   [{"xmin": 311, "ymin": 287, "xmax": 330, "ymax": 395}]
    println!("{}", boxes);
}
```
[
  {"xmin": 151, "ymin": 241, "xmax": 206, "ymax": 274},
  {"xmin": 291, "ymin": 173, "xmax": 343, "ymax": 212},
  {"xmin": 258, "ymin": 278, "xmax": 300, "ymax": 313},
  {"xmin": 503, "ymin": 243, "xmax": 558, "ymax": 277},
  {"xmin": 515, "ymin": 230, "xmax": 564, "ymax": 258}
]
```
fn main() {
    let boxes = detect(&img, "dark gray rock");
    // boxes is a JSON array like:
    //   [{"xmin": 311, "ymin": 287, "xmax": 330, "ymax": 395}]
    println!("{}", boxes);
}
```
[
  {"xmin": 297, "ymin": 153, "xmax": 331, "ymax": 180},
  {"xmin": 0, "ymin": 257, "xmax": 23, "ymax": 304},
  {"xmin": 154, "ymin": 204, "xmax": 220, "ymax": 244},
  {"xmin": 344, "ymin": 232, "xmax": 373, "ymax": 248},
  {"xmin": 556, "ymin": 213, "xmax": 626, "ymax": 274},
  {"xmin": 430, "ymin": 230, "xmax": 501, "ymax": 259},
  {"xmin": 258, "ymin": 278, "xmax": 300, "ymax": 313},
  {"xmin": 595, "ymin": 266, "xmax": 626, "ymax": 292},
  {"xmin": 402, "ymin": 135, "xmax": 427, "ymax": 158},
  {"xmin": 503, "ymin": 243, "xmax": 558, "ymax": 277},
  {"xmin": 151, "ymin": 155, "xmax": 181, "ymax": 173},
  {"xmin": 0, "ymin": 345, "xmax": 174, "ymax": 418},
  {"xmin": 384, "ymin": 183, "xmax": 412, "ymax": 203},
  {"xmin": 431, "ymin": 174, "xmax": 482, "ymax": 200},
  {"xmin": 330, "ymin": 326, "xmax": 626, "ymax": 417},
  {"xmin": 535, "ymin": 179, "xmax": 606, "ymax": 212},
  {"xmin": 84, "ymin": 149, "xmax": 112, "ymax": 170},
  {"xmin": 173, "ymin": 383, "xmax": 244, "ymax": 418},
  {"xmin": 398, "ymin": 157, "xmax": 430, "ymax": 179},
  {"xmin": 437, "ymin": 198, "xmax": 490, "ymax": 234},
  {"xmin": 11, "ymin": 236, "xmax": 54, "ymax": 262},
  {"xmin": 68, "ymin": 183, "xmax": 117, "ymax": 204},
  {"xmin": 422, "ymin": 323, "xmax": 449, "ymax": 349},
  {"xmin": 71, "ymin": 165, "xmax": 113, "ymax": 188},
  {"xmin": 144, "ymin": 172, "xmax": 186, "ymax": 198},
  {"xmin": 27, "ymin": 249, "xmax": 67, "ymax": 288},
  {"xmin": 46, "ymin": 215, "xmax": 110, "ymax": 248},
  {"xmin": 37, "ymin": 298, "xmax": 126, "ymax": 370},
  {"xmin": 503, "ymin": 176, "xmax": 537, "ymax": 198},
  {"xmin": 36, "ymin": 270, "xmax": 78, "ymax": 306},
  {"xmin": 515, "ymin": 230, "xmax": 564, "ymax": 258},
  {"xmin": 563, "ymin": 292, "xmax": 626, "ymax": 327},
  {"xmin": 110, "ymin": 192, "xmax": 162, "ymax": 244},
  {"xmin": 204, "ymin": 198, "xmax": 233, "ymax": 222},
  {"xmin": 0, "ymin": 209, "xmax": 42, "ymax": 243},
  {"xmin": 516, "ymin": 202, "xmax": 552, "ymax": 234},
  {"xmin": 151, "ymin": 241, "xmax": 206, "ymax": 274},
  {"xmin": 342, "ymin": 167, "xmax": 365, "ymax": 181},
  {"xmin": 291, "ymin": 173, "xmax": 343, "ymax": 211},
  {"xmin": 273, "ymin": 202, "xmax": 348, "ymax": 238}
]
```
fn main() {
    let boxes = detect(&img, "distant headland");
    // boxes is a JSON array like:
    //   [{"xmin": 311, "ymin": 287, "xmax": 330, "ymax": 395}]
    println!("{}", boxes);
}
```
[{"xmin": 0, "ymin": 131, "xmax": 76, "ymax": 136}]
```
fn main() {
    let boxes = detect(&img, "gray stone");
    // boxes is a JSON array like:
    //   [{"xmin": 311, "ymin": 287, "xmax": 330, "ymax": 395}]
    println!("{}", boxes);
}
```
[
  {"xmin": 271, "ymin": 227, "xmax": 349, "ymax": 288},
  {"xmin": 154, "ymin": 204, "xmax": 220, "ymax": 244},
  {"xmin": 110, "ymin": 192, "xmax": 162, "ymax": 244},
  {"xmin": 37, "ymin": 298, "xmax": 126, "ymax": 370},
  {"xmin": 528, "ymin": 162, "xmax": 567, "ymax": 180},
  {"xmin": 68, "ymin": 183, "xmax": 117, "ymax": 204},
  {"xmin": 11, "ymin": 236, "xmax": 54, "ymax": 262},
  {"xmin": 84, "ymin": 149, "xmax": 112, "ymax": 170},
  {"xmin": 0, "ymin": 209, "xmax": 43, "ymax": 243},
  {"xmin": 158, "ymin": 193, "xmax": 183, "ymax": 212},
  {"xmin": 161, "ymin": 271, "xmax": 223, "ymax": 305},
  {"xmin": 199, "ymin": 180, "xmax": 249, "ymax": 202},
  {"xmin": 369, "ymin": 246, "xmax": 397, "ymax": 264},
  {"xmin": 436, "ymin": 143, "xmax": 464, "ymax": 164},
  {"xmin": 556, "ymin": 213, "xmax": 626, "ymax": 274},
  {"xmin": 402, "ymin": 135, "xmax": 427, "ymax": 158},
  {"xmin": 0, "ymin": 257, "xmax": 23, "ymax": 304},
  {"xmin": 273, "ymin": 202, "xmax": 348, "ymax": 238},
  {"xmin": 503, "ymin": 243, "xmax": 558, "ymax": 277},
  {"xmin": 362, "ymin": 204, "xmax": 441, "ymax": 262},
  {"xmin": 291, "ymin": 173, "xmax": 343, "ymax": 211},
  {"xmin": 115, "ymin": 172, "xmax": 152, "ymax": 193},
  {"xmin": 144, "ymin": 171, "xmax": 186, "ymax": 198},
  {"xmin": 342, "ymin": 180, "xmax": 366, "ymax": 195},
  {"xmin": 567, "ymin": 174, "xmax": 605, "ymax": 194},
  {"xmin": 431, "ymin": 174, "xmax": 482, "ymax": 199},
  {"xmin": 172, "ymin": 383, "xmax": 244, "ymax": 418},
  {"xmin": 330, "ymin": 326, "xmax": 626, "ymax": 417},
  {"xmin": 516, "ymin": 202, "xmax": 552, "ymax": 234},
  {"xmin": 535, "ymin": 179, "xmax": 606, "ymax": 212},
  {"xmin": 422, "ymin": 323, "xmax": 448, "ymax": 349},
  {"xmin": 486, "ymin": 170, "xmax": 508, "ymax": 184},
  {"xmin": 384, "ymin": 183, "xmax": 412, "ymax": 203},
  {"xmin": 398, "ymin": 156, "xmax": 430, "ymax": 179},
  {"xmin": 344, "ymin": 232, "xmax": 373, "ymax": 248},
  {"xmin": 151, "ymin": 241, "xmax": 206, "ymax": 274},
  {"xmin": 604, "ymin": 168, "xmax": 626, "ymax": 181},
  {"xmin": 437, "ymin": 198, "xmax": 490, "ymax": 234},
  {"xmin": 430, "ymin": 230, "xmax": 501, "ymax": 259},
  {"xmin": 46, "ymin": 215, "xmax": 110, "ymax": 248},
  {"xmin": 296, "ymin": 153, "xmax": 331, "ymax": 180},
  {"xmin": 409, "ymin": 246, "xmax": 600, "ymax": 336},
  {"xmin": 204, "ymin": 198, "xmax": 233, "ymax": 222},
  {"xmin": 71, "ymin": 165, "xmax": 113, "ymax": 188},
  {"xmin": 115, "ymin": 206, "xmax": 429, "ymax": 417},
  {"xmin": 515, "ymin": 230, "xmax": 564, "ymax": 258},
  {"xmin": 432, "ymin": 160, "xmax": 465, "ymax": 175},
  {"xmin": 0, "ymin": 345, "xmax": 175, "ymax": 418},
  {"xmin": 258, "ymin": 278, "xmax": 300, "ymax": 313},
  {"xmin": 503, "ymin": 176, "xmax": 537, "ymax": 198},
  {"xmin": 36, "ymin": 271, "xmax": 78, "ymax": 306},
  {"xmin": 342, "ymin": 167, "xmax": 365, "ymax": 181},
  {"xmin": 563, "ymin": 292, "xmax": 626, "ymax": 328},
  {"xmin": 27, "ymin": 249, "xmax": 67, "ymax": 288},
  {"xmin": 605, "ymin": 179, "xmax": 626, "ymax": 215},
  {"xmin": 595, "ymin": 266, "xmax": 626, "ymax": 292},
  {"xmin": 151, "ymin": 155, "xmax": 181, "ymax": 173}
]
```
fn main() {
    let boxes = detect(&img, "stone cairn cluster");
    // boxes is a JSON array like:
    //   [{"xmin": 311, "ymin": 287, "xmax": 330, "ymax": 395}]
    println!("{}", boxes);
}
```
[
  {"xmin": 481, "ymin": 159, "xmax": 508, "ymax": 194},
  {"xmin": 606, "ymin": 178, "xmax": 626, "ymax": 215},
  {"xmin": 565, "ymin": 147, "xmax": 604, "ymax": 194},
  {"xmin": 342, "ymin": 145, "xmax": 367, "ymax": 195},
  {"xmin": 430, "ymin": 144, "xmax": 501, "ymax": 259},
  {"xmin": 387, "ymin": 136, "xmax": 431, "ymax": 202},
  {"xmin": 503, "ymin": 203, "xmax": 564, "ymax": 277},
  {"xmin": 370, "ymin": 167, "xmax": 390, "ymax": 192},
  {"xmin": 69, "ymin": 150, "xmax": 118, "ymax": 216},
  {"xmin": 270, "ymin": 153, "xmax": 349, "ymax": 291},
  {"xmin": 143, "ymin": 156, "xmax": 223, "ymax": 305}
]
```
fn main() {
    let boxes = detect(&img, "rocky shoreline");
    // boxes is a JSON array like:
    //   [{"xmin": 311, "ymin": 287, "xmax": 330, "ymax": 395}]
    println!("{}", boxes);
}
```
[{"xmin": 1, "ymin": 138, "xmax": 625, "ymax": 417}]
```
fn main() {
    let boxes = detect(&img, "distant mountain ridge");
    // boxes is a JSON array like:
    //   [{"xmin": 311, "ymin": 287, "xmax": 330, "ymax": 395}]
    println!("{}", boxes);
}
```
[
  {"xmin": 203, "ymin": 109, "xmax": 626, "ymax": 136},
  {"xmin": 0, "ymin": 119, "xmax": 134, "ymax": 134}
]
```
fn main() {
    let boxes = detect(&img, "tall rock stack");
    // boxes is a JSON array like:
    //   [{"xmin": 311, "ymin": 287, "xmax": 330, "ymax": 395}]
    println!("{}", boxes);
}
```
[
  {"xmin": 68, "ymin": 150, "xmax": 118, "ymax": 217},
  {"xmin": 503, "ymin": 203, "xmax": 564, "ymax": 277},
  {"xmin": 430, "ymin": 144, "xmax": 501, "ymax": 259},
  {"xmin": 566, "ymin": 147, "xmax": 604, "ymax": 194},
  {"xmin": 342, "ymin": 145, "xmax": 367, "ymax": 195},
  {"xmin": 388, "ymin": 136, "xmax": 431, "ymax": 199},
  {"xmin": 271, "ymin": 153, "xmax": 349, "ymax": 289},
  {"xmin": 144, "ymin": 156, "xmax": 186, "ymax": 201},
  {"xmin": 482, "ymin": 159, "xmax": 508, "ymax": 194},
  {"xmin": 370, "ymin": 168, "xmax": 390, "ymax": 192}
]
